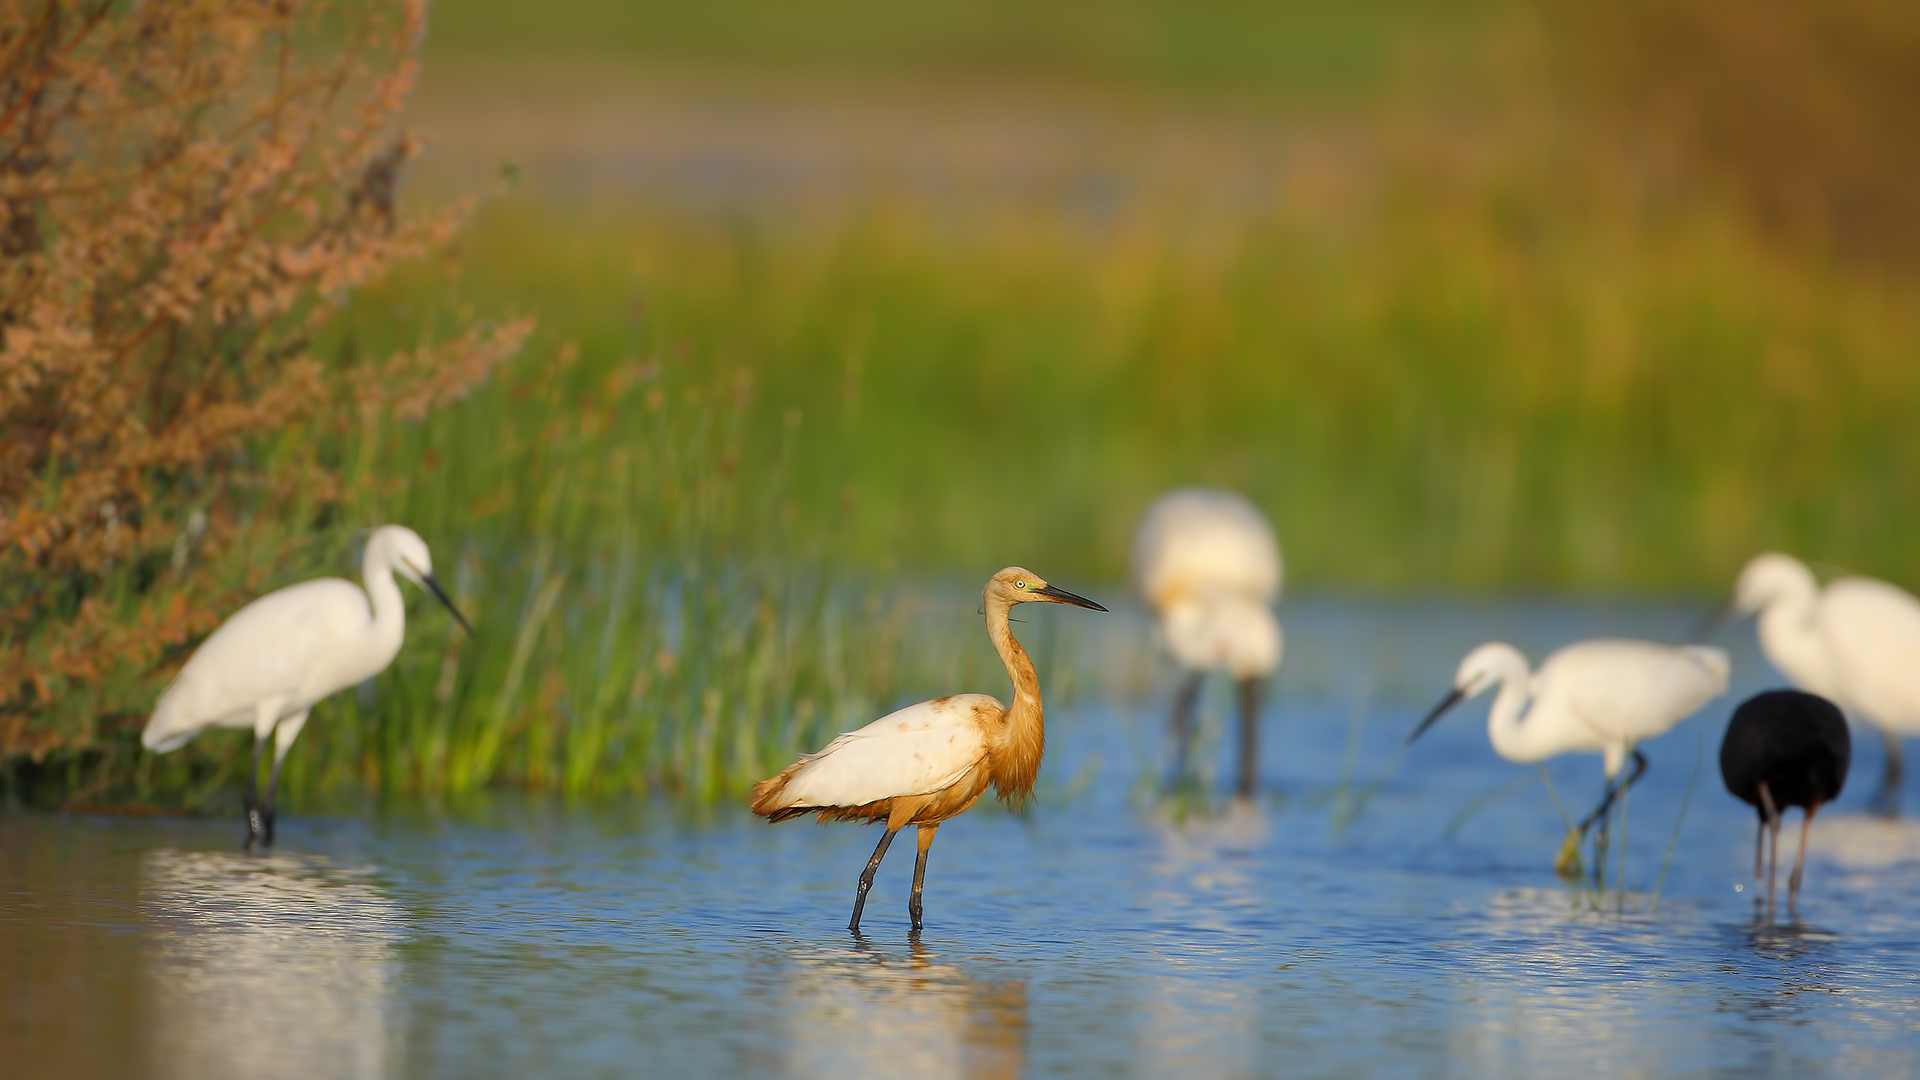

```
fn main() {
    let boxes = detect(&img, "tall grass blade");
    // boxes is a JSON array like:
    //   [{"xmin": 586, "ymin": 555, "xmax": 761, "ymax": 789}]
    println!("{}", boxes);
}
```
[{"xmin": 1649, "ymin": 728, "xmax": 1706, "ymax": 914}]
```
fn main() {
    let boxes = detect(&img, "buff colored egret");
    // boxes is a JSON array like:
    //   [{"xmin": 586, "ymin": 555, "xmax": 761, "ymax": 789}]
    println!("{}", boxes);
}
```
[
  {"xmin": 1728, "ymin": 553, "xmax": 1920, "ymax": 816},
  {"xmin": 1719, "ymin": 689, "xmax": 1850, "ymax": 920},
  {"xmin": 1131, "ymin": 488, "xmax": 1281, "ymax": 797},
  {"xmin": 750, "ymin": 566, "xmax": 1106, "ymax": 933},
  {"xmin": 142, "ymin": 525, "xmax": 470, "ymax": 848},
  {"xmin": 1408, "ymin": 639, "xmax": 1729, "ymax": 870}
]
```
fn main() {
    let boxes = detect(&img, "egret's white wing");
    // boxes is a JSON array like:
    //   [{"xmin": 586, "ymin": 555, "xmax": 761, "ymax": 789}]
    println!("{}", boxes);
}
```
[
  {"xmin": 1822, "ymin": 578, "xmax": 1920, "ymax": 732},
  {"xmin": 1546, "ymin": 639, "xmax": 1728, "ymax": 743},
  {"xmin": 143, "ymin": 578, "xmax": 371, "ymax": 750},
  {"xmin": 1131, "ymin": 488, "xmax": 1281, "ymax": 605},
  {"xmin": 774, "ymin": 695, "xmax": 998, "ymax": 810}
]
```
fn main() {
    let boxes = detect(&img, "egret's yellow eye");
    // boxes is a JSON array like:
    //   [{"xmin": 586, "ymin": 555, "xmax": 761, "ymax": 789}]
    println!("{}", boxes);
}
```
[{"xmin": 1015, "ymin": 580, "xmax": 1027, "ymax": 590}]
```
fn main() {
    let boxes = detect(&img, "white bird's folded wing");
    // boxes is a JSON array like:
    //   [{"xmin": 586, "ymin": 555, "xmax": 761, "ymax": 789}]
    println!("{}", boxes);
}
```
[
  {"xmin": 1823, "ymin": 578, "xmax": 1920, "ymax": 728},
  {"xmin": 1554, "ymin": 640, "xmax": 1728, "ymax": 742},
  {"xmin": 142, "ymin": 578, "xmax": 370, "ymax": 750},
  {"xmin": 774, "ymin": 694, "xmax": 999, "ymax": 810}
]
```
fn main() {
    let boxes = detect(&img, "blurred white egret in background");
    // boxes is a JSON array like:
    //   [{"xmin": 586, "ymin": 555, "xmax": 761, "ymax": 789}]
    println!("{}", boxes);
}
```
[
  {"xmin": 750, "ymin": 566, "xmax": 1106, "ymax": 933},
  {"xmin": 1131, "ymin": 488, "xmax": 1281, "ymax": 797},
  {"xmin": 1409, "ymin": 639, "xmax": 1729, "ymax": 872},
  {"xmin": 142, "ymin": 525, "xmax": 470, "ymax": 848},
  {"xmin": 1730, "ymin": 552, "xmax": 1920, "ymax": 816}
]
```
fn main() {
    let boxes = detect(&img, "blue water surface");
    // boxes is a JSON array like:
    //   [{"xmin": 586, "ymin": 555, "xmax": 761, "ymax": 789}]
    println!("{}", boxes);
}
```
[{"xmin": 5, "ymin": 597, "xmax": 1920, "ymax": 1079}]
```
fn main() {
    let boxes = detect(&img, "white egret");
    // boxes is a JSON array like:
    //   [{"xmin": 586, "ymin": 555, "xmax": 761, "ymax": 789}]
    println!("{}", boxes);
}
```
[
  {"xmin": 1408, "ymin": 639, "xmax": 1729, "ymax": 869},
  {"xmin": 750, "ymin": 566, "xmax": 1106, "ymax": 933},
  {"xmin": 1730, "ymin": 552, "xmax": 1920, "ymax": 815},
  {"xmin": 1131, "ymin": 488, "xmax": 1281, "ymax": 796},
  {"xmin": 141, "ymin": 525, "xmax": 469, "ymax": 847},
  {"xmin": 1719, "ymin": 689, "xmax": 1851, "ymax": 920}
]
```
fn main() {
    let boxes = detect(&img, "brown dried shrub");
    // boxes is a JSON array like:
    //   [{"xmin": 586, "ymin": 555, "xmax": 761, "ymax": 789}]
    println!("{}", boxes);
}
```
[
  {"xmin": 0, "ymin": 0, "xmax": 530, "ymax": 763},
  {"xmin": 1548, "ymin": 0, "xmax": 1920, "ymax": 263}
]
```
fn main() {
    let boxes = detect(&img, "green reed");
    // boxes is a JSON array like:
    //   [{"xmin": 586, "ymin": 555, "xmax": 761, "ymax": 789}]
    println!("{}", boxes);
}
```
[
  {"xmin": 21, "ymin": 326, "xmax": 920, "ymax": 813},
  {"xmin": 400, "ymin": 0, "xmax": 1920, "ymax": 596},
  {"xmin": 22, "ymin": 0, "xmax": 1920, "ymax": 811},
  {"xmin": 31, "ymin": 159, "xmax": 1920, "ymax": 812},
  {"xmin": 404, "ymin": 179, "xmax": 1920, "ymax": 597},
  {"xmin": 266, "ymin": 322, "xmax": 927, "ymax": 803}
]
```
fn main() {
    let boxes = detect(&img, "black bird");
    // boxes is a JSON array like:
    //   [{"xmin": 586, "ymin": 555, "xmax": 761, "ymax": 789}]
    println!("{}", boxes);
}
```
[{"xmin": 1719, "ymin": 689, "xmax": 1851, "ymax": 919}]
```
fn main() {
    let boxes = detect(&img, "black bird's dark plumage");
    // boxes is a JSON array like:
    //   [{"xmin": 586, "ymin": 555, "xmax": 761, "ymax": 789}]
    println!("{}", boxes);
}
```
[
  {"xmin": 1719, "ymin": 689, "xmax": 1850, "ymax": 919},
  {"xmin": 1720, "ymin": 690, "xmax": 1850, "ymax": 814}
]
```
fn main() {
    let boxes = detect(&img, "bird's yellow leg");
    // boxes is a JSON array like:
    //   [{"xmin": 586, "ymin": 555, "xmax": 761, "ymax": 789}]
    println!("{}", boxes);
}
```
[
  {"xmin": 1538, "ymin": 767, "xmax": 1586, "ymax": 880},
  {"xmin": 1553, "ymin": 830, "xmax": 1585, "ymax": 879}
]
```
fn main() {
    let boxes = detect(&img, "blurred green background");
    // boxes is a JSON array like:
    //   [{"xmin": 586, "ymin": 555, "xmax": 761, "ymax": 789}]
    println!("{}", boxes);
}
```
[
  {"xmin": 361, "ymin": 0, "xmax": 1918, "ymax": 594},
  {"xmin": 21, "ymin": 0, "xmax": 1920, "ymax": 809}
]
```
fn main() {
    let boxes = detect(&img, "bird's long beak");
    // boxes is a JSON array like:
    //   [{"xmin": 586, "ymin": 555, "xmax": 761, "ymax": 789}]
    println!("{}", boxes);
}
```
[
  {"xmin": 1032, "ymin": 583, "xmax": 1108, "ymax": 611},
  {"xmin": 422, "ymin": 573, "xmax": 474, "ymax": 634},
  {"xmin": 1690, "ymin": 603, "xmax": 1734, "ymax": 643},
  {"xmin": 1406, "ymin": 687, "xmax": 1466, "ymax": 745}
]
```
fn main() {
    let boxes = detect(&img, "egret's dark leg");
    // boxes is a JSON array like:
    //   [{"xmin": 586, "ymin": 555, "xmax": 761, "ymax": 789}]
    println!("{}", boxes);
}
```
[
  {"xmin": 257, "ymin": 711, "xmax": 308, "ymax": 850},
  {"xmin": 849, "ymin": 827, "xmax": 899, "ymax": 934},
  {"xmin": 1580, "ymin": 753, "xmax": 1648, "ymax": 889},
  {"xmin": 1166, "ymin": 671, "xmax": 1204, "ymax": 787},
  {"xmin": 1577, "ymin": 784, "xmax": 1613, "ymax": 840},
  {"xmin": 1758, "ymin": 781, "xmax": 1781, "ymax": 923},
  {"xmin": 1592, "ymin": 808, "xmax": 1611, "ymax": 891},
  {"xmin": 1235, "ymin": 677, "xmax": 1261, "ymax": 799},
  {"xmin": 908, "ymin": 823, "xmax": 939, "ymax": 931},
  {"xmin": 261, "ymin": 754, "xmax": 288, "ymax": 848},
  {"xmin": 1871, "ymin": 729, "xmax": 1904, "ymax": 818},
  {"xmin": 1577, "ymin": 751, "xmax": 1649, "ymax": 837},
  {"xmin": 243, "ymin": 735, "xmax": 267, "ymax": 850},
  {"xmin": 1753, "ymin": 815, "xmax": 1765, "ymax": 882},
  {"xmin": 1789, "ymin": 800, "xmax": 1820, "ymax": 918}
]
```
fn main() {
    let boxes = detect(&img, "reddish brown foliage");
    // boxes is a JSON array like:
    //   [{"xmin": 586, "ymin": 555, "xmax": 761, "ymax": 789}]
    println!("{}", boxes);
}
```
[
  {"xmin": 1552, "ymin": 0, "xmax": 1920, "ymax": 262},
  {"xmin": 0, "ymin": 0, "xmax": 529, "ymax": 757}
]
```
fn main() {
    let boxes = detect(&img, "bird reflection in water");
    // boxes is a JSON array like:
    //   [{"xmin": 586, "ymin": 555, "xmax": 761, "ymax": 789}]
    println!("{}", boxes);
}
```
[
  {"xmin": 1446, "ymin": 889, "xmax": 1696, "ymax": 1074},
  {"xmin": 141, "ymin": 849, "xmax": 402, "ymax": 1080},
  {"xmin": 1132, "ymin": 803, "xmax": 1265, "ymax": 1075},
  {"xmin": 776, "ymin": 936, "xmax": 1026, "ymax": 1080},
  {"xmin": 1728, "ymin": 922, "xmax": 1849, "ymax": 1034}
]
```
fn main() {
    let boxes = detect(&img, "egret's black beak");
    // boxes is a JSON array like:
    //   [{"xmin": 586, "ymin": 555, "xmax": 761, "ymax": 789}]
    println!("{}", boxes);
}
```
[
  {"xmin": 1690, "ymin": 603, "xmax": 1734, "ymax": 644},
  {"xmin": 1033, "ymin": 584, "xmax": 1108, "ymax": 612},
  {"xmin": 422, "ymin": 573, "xmax": 474, "ymax": 634},
  {"xmin": 1407, "ymin": 687, "xmax": 1466, "ymax": 745}
]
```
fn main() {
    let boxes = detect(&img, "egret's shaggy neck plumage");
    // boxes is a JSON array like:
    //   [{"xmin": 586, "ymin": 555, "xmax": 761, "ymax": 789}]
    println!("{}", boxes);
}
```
[
  {"xmin": 1459, "ymin": 638, "xmax": 1582, "ymax": 764},
  {"xmin": 1741, "ymin": 555, "xmax": 1836, "ymax": 698},
  {"xmin": 355, "ymin": 530, "xmax": 412, "ymax": 683},
  {"xmin": 1474, "ymin": 645, "xmax": 1556, "ymax": 767},
  {"xmin": 984, "ymin": 590, "xmax": 1045, "ymax": 805}
]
